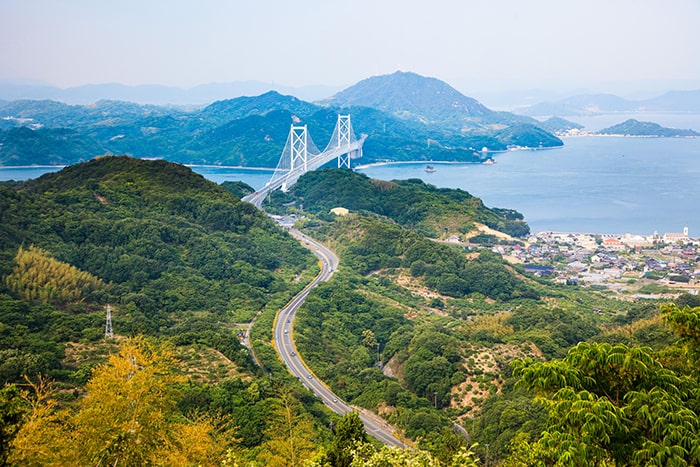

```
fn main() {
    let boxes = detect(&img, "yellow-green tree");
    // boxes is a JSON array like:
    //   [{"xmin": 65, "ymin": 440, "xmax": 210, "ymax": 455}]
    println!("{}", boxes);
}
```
[
  {"xmin": 8, "ymin": 337, "xmax": 231, "ymax": 466},
  {"xmin": 259, "ymin": 391, "xmax": 317, "ymax": 467},
  {"xmin": 5, "ymin": 376, "xmax": 72, "ymax": 467},
  {"xmin": 3, "ymin": 245, "xmax": 103, "ymax": 305},
  {"xmin": 0, "ymin": 384, "xmax": 29, "ymax": 465},
  {"xmin": 72, "ymin": 337, "xmax": 188, "ymax": 464}
]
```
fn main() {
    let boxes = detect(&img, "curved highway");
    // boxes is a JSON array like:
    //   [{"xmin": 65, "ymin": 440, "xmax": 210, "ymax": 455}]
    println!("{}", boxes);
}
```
[{"xmin": 273, "ymin": 228, "xmax": 406, "ymax": 448}]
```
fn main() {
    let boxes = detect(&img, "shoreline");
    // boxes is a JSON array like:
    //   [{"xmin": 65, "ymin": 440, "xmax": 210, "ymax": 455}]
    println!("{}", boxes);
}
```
[
  {"xmin": 0, "ymin": 163, "xmax": 276, "ymax": 171},
  {"xmin": 185, "ymin": 164, "xmax": 275, "ymax": 171},
  {"xmin": 354, "ymin": 160, "xmax": 481, "ymax": 170},
  {"xmin": 0, "ymin": 165, "xmax": 67, "ymax": 169},
  {"xmin": 561, "ymin": 133, "xmax": 700, "ymax": 139}
]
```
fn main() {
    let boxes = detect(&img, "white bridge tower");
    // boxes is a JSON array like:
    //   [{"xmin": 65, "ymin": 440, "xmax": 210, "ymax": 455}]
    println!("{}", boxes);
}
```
[
  {"xmin": 337, "ymin": 115, "xmax": 352, "ymax": 168},
  {"xmin": 283, "ymin": 125, "xmax": 309, "ymax": 192}
]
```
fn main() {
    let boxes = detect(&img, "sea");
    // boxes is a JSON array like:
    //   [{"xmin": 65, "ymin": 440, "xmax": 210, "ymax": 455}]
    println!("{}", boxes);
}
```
[{"xmin": 2, "ymin": 128, "xmax": 699, "ymax": 237}]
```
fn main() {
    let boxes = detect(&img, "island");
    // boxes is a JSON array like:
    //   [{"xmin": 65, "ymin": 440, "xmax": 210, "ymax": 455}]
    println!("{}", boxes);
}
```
[{"xmin": 596, "ymin": 118, "xmax": 700, "ymax": 137}]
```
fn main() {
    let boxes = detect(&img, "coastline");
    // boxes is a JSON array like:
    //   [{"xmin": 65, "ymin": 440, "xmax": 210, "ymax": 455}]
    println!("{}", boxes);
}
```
[
  {"xmin": 354, "ymin": 160, "xmax": 480, "ymax": 170},
  {"xmin": 184, "ymin": 164, "xmax": 275, "ymax": 171},
  {"xmin": 561, "ymin": 133, "xmax": 700, "ymax": 139},
  {"xmin": 0, "ymin": 165, "xmax": 67, "ymax": 169},
  {"xmin": 0, "ymin": 163, "xmax": 276, "ymax": 171},
  {"xmin": 353, "ymin": 145, "xmax": 566, "ymax": 170}
]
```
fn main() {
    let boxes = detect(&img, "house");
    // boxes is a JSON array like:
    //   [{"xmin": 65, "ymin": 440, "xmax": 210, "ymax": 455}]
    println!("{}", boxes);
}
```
[
  {"xmin": 663, "ymin": 227, "xmax": 690, "ymax": 244},
  {"xmin": 602, "ymin": 237, "xmax": 625, "ymax": 251}
]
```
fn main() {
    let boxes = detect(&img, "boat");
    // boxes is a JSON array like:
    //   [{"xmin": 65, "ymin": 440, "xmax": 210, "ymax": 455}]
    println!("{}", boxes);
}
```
[
  {"xmin": 482, "ymin": 158, "xmax": 495, "ymax": 165},
  {"xmin": 425, "ymin": 165, "xmax": 436, "ymax": 173}
]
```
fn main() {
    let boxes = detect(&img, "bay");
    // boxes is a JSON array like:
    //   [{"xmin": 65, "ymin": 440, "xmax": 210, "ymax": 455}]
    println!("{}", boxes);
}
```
[
  {"xmin": 1, "ymin": 136, "xmax": 698, "ymax": 236},
  {"xmin": 358, "ymin": 136, "xmax": 700, "ymax": 236}
]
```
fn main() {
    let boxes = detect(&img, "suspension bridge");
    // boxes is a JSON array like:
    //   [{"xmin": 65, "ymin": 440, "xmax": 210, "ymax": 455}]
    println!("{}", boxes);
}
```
[{"xmin": 242, "ymin": 114, "xmax": 364, "ymax": 207}]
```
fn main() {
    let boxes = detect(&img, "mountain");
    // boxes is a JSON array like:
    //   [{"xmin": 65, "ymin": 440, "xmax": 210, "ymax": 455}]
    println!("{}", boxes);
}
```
[
  {"xmin": 323, "ymin": 71, "xmax": 561, "ymax": 148},
  {"xmin": 325, "ymin": 71, "xmax": 492, "ymax": 123},
  {"xmin": 642, "ymin": 89, "xmax": 700, "ymax": 112},
  {"xmin": 323, "ymin": 71, "xmax": 550, "ymax": 132},
  {"xmin": 2, "ymin": 155, "xmax": 697, "ymax": 465},
  {"xmin": 0, "ymin": 72, "xmax": 563, "ymax": 167},
  {"xmin": 520, "ymin": 93, "xmax": 637, "ymax": 116},
  {"xmin": 275, "ymin": 168, "xmax": 531, "ymax": 238},
  {"xmin": 0, "ymin": 81, "xmax": 342, "ymax": 106},
  {"xmin": 596, "ymin": 119, "xmax": 700, "ymax": 137},
  {"xmin": 0, "ymin": 99, "xmax": 179, "ymax": 129},
  {"xmin": 519, "ymin": 89, "xmax": 700, "ymax": 116},
  {"xmin": 199, "ymin": 90, "xmax": 320, "ymax": 126},
  {"xmin": 495, "ymin": 123, "xmax": 563, "ymax": 148}
]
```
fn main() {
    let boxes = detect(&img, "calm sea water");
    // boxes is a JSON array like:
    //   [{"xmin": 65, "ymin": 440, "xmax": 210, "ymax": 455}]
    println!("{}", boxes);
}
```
[
  {"xmin": 2, "ymin": 136, "xmax": 699, "ymax": 236},
  {"xmin": 358, "ymin": 136, "xmax": 700, "ymax": 236}
]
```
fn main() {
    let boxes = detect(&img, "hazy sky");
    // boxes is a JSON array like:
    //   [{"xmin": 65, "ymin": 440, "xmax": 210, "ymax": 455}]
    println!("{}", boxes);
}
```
[{"xmin": 1, "ymin": 0, "xmax": 699, "ymax": 96}]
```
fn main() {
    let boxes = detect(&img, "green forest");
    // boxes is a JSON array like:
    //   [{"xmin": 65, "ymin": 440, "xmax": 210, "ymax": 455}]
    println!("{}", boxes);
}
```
[{"xmin": 0, "ymin": 158, "xmax": 698, "ymax": 466}]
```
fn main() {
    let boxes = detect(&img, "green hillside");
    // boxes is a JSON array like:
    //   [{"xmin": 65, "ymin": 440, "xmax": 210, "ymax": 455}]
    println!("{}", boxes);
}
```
[
  {"xmin": 265, "ymin": 167, "xmax": 699, "ymax": 464},
  {"xmin": 0, "ymin": 156, "xmax": 345, "ymax": 464},
  {"xmin": 273, "ymin": 168, "xmax": 530, "ymax": 238},
  {"xmin": 1, "ymin": 160, "xmax": 697, "ymax": 465},
  {"xmin": 0, "ymin": 156, "xmax": 319, "ymax": 378}
]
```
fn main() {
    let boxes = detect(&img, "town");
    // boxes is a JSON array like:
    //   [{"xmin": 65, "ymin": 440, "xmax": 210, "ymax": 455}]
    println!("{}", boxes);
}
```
[{"xmin": 489, "ymin": 227, "xmax": 699, "ymax": 295}]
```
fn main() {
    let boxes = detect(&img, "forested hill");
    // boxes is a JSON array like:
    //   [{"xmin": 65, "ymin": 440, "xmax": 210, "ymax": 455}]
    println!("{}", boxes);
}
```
[
  {"xmin": 1, "ymin": 157, "xmax": 699, "ymax": 465},
  {"xmin": 0, "ymin": 155, "xmax": 316, "ymax": 380},
  {"xmin": 277, "ymin": 166, "xmax": 700, "ymax": 465},
  {"xmin": 274, "ymin": 168, "xmax": 530, "ymax": 238}
]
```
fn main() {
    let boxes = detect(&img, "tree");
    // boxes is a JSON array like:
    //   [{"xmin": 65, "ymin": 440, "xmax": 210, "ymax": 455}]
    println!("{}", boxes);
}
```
[
  {"xmin": 512, "ymin": 336, "xmax": 700, "ymax": 466},
  {"xmin": 662, "ymin": 303, "xmax": 700, "ymax": 369},
  {"xmin": 0, "ymin": 385, "xmax": 28, "ymax": 466},
  {"xmin": 327, "ymin": 411, "xmax": 369, "ymax": 467},
  {"xmin": 361, "ymin": 330, "xmax": 378, "ymax": 351},
  {"xmin": 259, "ymin": 391, "xmax": 317, "ymax": 467},
  {"xmin": 349, "ymin": 444, "xmax": 443, "ymax": 467},
  {"xmin": 6, "ymin": 376, "xmax": 72, "ymax": 466},
  {"xmin": 70, "ymin": 337, "xmax": 188, "ymax": 464},
  {"xmin": 7, "ymin": 338, "xmax": 230, "ymax": 466}
]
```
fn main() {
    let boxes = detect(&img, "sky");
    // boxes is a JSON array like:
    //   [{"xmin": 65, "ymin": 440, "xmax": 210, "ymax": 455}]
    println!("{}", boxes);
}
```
[{"xmin": 1, "ymin": 0, "xmax": 699, "ymax": 97}]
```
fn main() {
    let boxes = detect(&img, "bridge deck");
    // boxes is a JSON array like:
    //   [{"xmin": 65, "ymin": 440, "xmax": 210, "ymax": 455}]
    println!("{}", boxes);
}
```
[{"xmin": 242, "ymin": 138, "xmax": 363, "ymax": 207}]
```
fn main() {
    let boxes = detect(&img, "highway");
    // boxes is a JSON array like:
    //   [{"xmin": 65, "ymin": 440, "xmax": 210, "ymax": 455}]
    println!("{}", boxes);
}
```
[{"xmin": 273, "ymin": 227, "xmax": 407, "ymax": 448}]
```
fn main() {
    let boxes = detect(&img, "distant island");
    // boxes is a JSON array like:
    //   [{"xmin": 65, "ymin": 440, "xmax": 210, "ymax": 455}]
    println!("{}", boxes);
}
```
[{"xmin": 596, "ymin": 119, "xmax": 700, "ymax": 137}]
